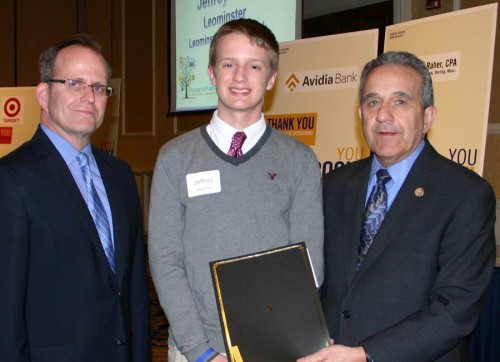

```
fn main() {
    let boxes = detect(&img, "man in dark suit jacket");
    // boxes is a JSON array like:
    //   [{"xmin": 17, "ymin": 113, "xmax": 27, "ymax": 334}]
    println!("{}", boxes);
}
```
[
  {"xmin": 0, "ymin": 34, "xmax": 151, "ymax": 361},
  {"xmin": 299, "ymin": 51, "xmax": 496, "ymax": 362}
]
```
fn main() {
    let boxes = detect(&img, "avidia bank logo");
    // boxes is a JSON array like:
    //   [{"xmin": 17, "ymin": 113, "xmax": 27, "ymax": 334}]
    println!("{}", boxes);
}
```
[
  {"xmin": 284, "ymin": 66, "xmax": 359, "ymax": 93},
  {"xmin": 285, "ymin": 74, "xmax": 300, "ymax": 92}
]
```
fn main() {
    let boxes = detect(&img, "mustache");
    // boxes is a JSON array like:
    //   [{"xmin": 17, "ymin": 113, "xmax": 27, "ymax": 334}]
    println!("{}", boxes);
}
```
[{"xmin": 373, "ymin": 125, "xmax": 399, "ymax": 133}]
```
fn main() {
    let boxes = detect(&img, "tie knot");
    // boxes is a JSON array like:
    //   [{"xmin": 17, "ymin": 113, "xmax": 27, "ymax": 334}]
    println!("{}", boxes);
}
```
[
  {"xmin": 232, "ymin": 131, "xmax": 246, "ymax": 147},
  {"xmin": 77, "ymin": 152, "xmax": 90, "ymax": 168},
  {"xmin": 376, "ymin": 169, "xmax": 391, "ymax": 185},
  {"xmin": 228, "ymin": 131, "xmax": 247, "ymax": 158}
]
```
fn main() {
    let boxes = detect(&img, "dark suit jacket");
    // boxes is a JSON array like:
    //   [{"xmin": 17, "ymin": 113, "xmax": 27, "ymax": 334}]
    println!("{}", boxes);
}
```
[
  {"xmin": 0, "ymin": 127, "xmax": 151, "ymax": 361},
  {"xmin": 321, "ymin": 141, "xmax": 496, "ymax": 362}
]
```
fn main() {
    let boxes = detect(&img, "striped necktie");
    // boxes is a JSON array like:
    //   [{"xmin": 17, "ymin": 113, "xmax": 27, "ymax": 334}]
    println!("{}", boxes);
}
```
[
  {"xmin": 77, "ymin": 152, "xmax": 116, "ymax": 274},
  {"xmin": 356, "ymin": 168, "xmax": 391, "ymax": 271}
]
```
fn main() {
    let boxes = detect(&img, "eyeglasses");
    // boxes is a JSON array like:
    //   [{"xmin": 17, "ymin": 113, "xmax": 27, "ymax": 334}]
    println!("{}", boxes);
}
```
[{"xmin": 46, "ymin": 79, "xmax": 113, "ymax": 97}]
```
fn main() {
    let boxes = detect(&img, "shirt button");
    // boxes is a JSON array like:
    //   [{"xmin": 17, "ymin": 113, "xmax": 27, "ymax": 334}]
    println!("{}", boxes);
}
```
[{"xmin": 342, "ymin": 310, "xmax": 352, "ymax": 318}]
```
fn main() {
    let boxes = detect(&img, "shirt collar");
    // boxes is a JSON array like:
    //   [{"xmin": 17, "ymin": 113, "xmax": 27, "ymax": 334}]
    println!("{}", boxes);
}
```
[
  {"xmin": 40, "ymin": 123, "xmax": 93, "ymax": 165},
  {"xmin": 370, "ymin": 139, "xmax": 426, "ymax": 188},
  {"xmin": 209, "ymin": 110, "xmax": 266, "ymax": 151}
]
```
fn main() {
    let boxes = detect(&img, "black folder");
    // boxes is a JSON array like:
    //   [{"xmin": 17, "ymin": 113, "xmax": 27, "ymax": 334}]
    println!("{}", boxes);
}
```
[{"xmin": 210, "ymin": 242, "xmax": 330, "ymax": 362}]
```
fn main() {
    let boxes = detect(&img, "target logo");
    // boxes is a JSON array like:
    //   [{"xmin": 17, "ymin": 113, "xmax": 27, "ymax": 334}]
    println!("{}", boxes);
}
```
[{"xmin": 4, "ymin": 97, "xmax": 21, "ymax": 118}]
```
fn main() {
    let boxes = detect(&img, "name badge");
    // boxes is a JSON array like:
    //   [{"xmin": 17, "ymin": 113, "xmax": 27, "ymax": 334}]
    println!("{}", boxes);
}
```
[{"xmin": 186, "ymin": 170, "xmax": 221, "ymax": 197}]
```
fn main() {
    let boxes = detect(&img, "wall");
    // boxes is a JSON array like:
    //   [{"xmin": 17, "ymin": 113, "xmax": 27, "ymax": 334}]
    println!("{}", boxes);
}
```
[{"xmin": 0, "ymin": 0, "xmax": 186, "ymax": 173}]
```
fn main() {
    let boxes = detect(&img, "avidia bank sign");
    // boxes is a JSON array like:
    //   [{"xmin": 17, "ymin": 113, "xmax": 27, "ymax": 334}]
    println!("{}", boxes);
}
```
[{"xmin": 284, "ymin": 66, "xmax": 359, "ymax": 93}]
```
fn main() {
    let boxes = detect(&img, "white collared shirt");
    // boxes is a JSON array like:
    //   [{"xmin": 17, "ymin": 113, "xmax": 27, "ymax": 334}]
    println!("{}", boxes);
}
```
[{"xmin": 206, "ymin": 110, "xmax": 266, "ymax": 155}]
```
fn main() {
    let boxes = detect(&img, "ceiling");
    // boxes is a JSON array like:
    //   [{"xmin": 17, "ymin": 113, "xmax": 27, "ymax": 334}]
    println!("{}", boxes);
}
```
[{"xmin": 303, "ymin": 0, "xmax": 388, "ymax": 19}]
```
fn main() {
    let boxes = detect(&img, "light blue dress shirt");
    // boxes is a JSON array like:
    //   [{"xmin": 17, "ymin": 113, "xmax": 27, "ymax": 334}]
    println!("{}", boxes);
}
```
[
  {"xmin": 40, "ymin": 124, "xmax": 115, "ymax": 247},
  {"xmin": 366, "ymin": 140, "xmax": 426, "ymax": 210}
]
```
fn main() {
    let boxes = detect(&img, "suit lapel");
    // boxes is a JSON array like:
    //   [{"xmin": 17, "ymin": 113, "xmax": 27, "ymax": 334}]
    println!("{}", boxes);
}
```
[
  {"xmin": 343, "ymin": 160, "xmax": 372, "ymax": 285},
  {"xmin": 32, "ymin": 128, "xmax": 99, "ymax": 238}
]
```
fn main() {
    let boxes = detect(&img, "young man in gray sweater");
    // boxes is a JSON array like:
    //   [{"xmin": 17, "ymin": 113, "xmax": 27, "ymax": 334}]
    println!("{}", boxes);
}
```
[{"xmin": 148, "ymin": 18, "xmax": 324, "ymax": 362}]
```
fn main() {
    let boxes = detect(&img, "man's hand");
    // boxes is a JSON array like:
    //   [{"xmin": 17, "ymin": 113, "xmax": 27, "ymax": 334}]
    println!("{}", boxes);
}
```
[
  {"xmin": 297, "ymin": 343, "xmax": 366, "ymax": 362},
  {"xmin": 213, "ymin": 354, "xmax": 228, "ymax": 362}
]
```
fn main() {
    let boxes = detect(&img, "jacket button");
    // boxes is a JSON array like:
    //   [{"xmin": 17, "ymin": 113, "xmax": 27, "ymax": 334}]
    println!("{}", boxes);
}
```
[
  {"xmin": 342, "ymin": 310, "xmax": 351, "ymax": 318},
  {"xmin": 115, "ymin": 340, "xmax": 124, "ymax": 346}
]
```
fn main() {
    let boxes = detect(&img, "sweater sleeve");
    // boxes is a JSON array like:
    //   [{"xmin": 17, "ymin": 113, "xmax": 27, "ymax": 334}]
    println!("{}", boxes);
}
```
[
  {"xmin": 147, "ymin": 144, "xmax": 211, "ymax": 362},
  {"xmin": 288, "ymin": 146, "xmax": 324, "ymax": 287}
]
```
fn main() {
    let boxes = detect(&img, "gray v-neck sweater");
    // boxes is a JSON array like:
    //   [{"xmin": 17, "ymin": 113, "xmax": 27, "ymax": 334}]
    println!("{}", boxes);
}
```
[{"xmin": 148, "ymin": 124, "xmax": 324, "ymax": 361}]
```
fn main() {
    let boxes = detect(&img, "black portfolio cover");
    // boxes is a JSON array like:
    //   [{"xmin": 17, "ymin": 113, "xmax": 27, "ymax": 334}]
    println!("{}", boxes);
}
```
[{"xmin": 210, "ymin": 242, "xmax": 330, "ymax": 362}]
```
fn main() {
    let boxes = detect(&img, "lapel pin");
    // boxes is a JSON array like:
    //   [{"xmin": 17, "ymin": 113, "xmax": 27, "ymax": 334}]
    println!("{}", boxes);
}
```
[{"xmin": 415, "ymin": 187, "xmax": 425, "ymax": 197}]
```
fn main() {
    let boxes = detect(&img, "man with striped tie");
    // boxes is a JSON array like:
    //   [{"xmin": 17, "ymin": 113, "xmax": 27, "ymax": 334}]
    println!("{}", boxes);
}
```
[
  {"xmin": 0, "ymin": 34, "xmax": 150, "ymax": 361},
  {"xmin": 299, "ymin": 51, "xmax": 496, "ymax": 362}
]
